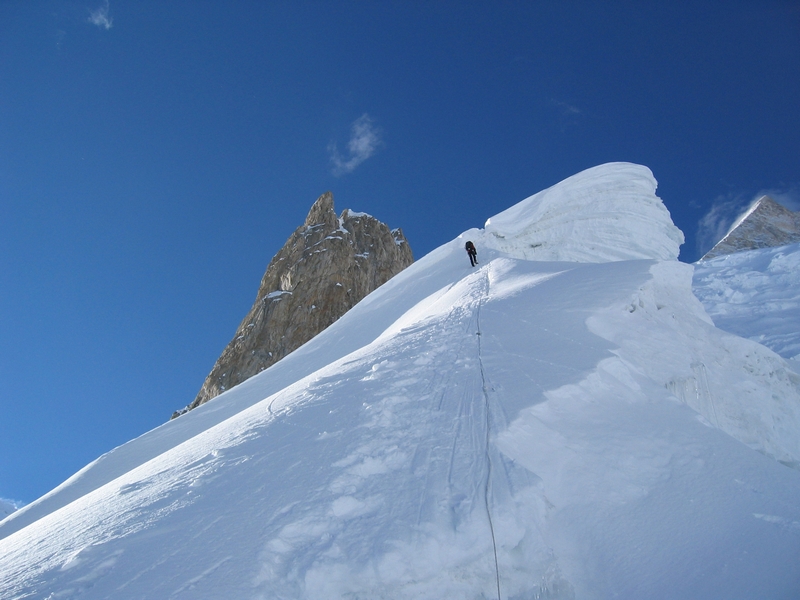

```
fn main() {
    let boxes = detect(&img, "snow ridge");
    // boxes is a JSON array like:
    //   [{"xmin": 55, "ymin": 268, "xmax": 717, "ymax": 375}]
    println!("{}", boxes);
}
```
[
  {"xmin": 1, "ymin": 163, "xmax": 799, "ymax": 599},
  {"xmin": 484, "ymin": 162, "xmax": 684, "ymax": 262}
]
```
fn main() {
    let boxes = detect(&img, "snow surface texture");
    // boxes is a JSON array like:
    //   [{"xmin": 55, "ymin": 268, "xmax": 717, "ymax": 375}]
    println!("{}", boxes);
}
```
[
  {"xmin": 484, "ymin": 162, "xmax": 684, "ymax": 262},
  {"xmin": 2, "ymin": 163, "xmax": 799, "ymax": 599},
  {"xmin": 693, "ymin": 243, "xmax": 800, "ymax": 361}
]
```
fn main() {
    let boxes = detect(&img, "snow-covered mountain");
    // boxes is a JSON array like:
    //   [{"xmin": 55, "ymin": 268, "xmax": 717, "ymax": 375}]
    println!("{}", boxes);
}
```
[
  {"xmin": 701, "ymin": 195, "xmax": 800, "ymax": 260},
  {"xmin": 2, "ymin": 163, "xmax": 799, "ymax": 599}
]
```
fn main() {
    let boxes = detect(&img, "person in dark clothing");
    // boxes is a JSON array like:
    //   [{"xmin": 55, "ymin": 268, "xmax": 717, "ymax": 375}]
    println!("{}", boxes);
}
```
[{"xmin": 465, "ymin": 241, "xmax": 478, "ymax": 266}]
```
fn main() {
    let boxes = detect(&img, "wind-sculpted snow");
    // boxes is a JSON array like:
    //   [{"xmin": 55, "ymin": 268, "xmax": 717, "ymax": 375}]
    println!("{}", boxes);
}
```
[
  {"xmin": 693, "ymin": 242, "xmax": 800, "ymax": 361},
  {"xmin": 590, "ymin": 260, "xmax": 800, "ymax": 467},
  {"xmin": 2, "ymin": 164, "xmax": 800, "ymax": 599},
  {"xmin": 484, "ymin": 162, "xmax": 684, "ymax": 262}
]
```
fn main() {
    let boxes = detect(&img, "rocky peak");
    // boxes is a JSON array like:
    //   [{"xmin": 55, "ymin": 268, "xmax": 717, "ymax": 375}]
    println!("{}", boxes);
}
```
[
  {"xmin": 701, "ymin": 196, "xmax": 800, "ymax": 260},
  {"xmin": 174, "ymin": 192, "xmax": 413, "ymax": 417},
  {"xmin": 303, "ymin": 191, "xmax": 338, "ymax": 229}
]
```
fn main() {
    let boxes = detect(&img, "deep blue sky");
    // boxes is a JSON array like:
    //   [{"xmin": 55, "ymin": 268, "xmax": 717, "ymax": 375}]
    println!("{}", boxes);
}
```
[{"xmin": 1, "ymin": 1, "xmax": 798, "ymax": 504}]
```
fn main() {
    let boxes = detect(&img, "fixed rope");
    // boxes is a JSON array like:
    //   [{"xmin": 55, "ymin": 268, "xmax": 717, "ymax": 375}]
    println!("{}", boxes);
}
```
[{"xmin": 475, "ymin": 292, "xmax": 501, "ymax": 600}]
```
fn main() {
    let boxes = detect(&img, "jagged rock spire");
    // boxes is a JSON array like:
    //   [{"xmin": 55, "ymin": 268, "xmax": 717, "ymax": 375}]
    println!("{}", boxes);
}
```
[
  {"xmin": 303, "ymin": 191, "xmax": 338, "ymax": 229},
  {"xmin": 174, "ymin": 192, "xmax": 413, "ymax": 417}
]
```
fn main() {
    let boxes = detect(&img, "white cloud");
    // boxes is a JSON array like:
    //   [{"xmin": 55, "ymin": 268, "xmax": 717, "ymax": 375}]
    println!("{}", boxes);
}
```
[
  {"xmin": 329, "ymin": 114, "xmax": 382, "ymax": 176},
  {"xmin": 89, "ymin": 1, "xmax": 113, "ymax": 30},
  {"xmin": 1, "ymin": 497, "xmax": 22, "ymax": 517}
]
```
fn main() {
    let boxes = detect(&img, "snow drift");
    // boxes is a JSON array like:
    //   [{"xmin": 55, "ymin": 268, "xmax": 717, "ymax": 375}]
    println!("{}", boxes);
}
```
[
  {"xmin": 484, "ymin": 162, "xmax": 684, "ymax": 262},
  {"xmin": 693, "ymin": 242, "xmax": 800, "ymax": 361},
  {"xmin": 1, "ymin": 163, "xmax": 799, "ymax": 599}
]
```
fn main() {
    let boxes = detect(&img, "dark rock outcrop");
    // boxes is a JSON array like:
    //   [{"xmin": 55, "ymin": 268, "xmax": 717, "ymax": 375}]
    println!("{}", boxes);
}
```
[
  {"xmin": 173, "ymin": 192, "xmax": 413, "ymax": 417},
  {"xmin": 702, "ymin": 196, "xmax": 800, "ymax": 260}
]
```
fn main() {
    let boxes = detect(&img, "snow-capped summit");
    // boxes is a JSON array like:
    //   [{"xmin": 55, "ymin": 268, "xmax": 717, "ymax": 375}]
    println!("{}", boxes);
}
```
[
  {"xmin": 701, "ymin": 195, "xmax": 800, "ymax": 260},
  {"xmin": 1, "ymin": 163, "xmax": 799, "ymax": 599}
]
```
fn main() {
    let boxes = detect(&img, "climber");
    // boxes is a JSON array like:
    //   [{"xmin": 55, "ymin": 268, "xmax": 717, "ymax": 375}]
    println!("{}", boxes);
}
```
[{"xmin": 465, "ymin": 241, "xmax": 478, "ymax": 267}]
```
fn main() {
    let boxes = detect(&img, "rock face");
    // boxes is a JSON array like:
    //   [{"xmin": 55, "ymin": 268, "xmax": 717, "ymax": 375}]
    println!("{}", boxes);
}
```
[
  {"xmin": 702, "ymin": 195, "xmax": 800, "ymax": 260},
  {"xmin": 178, "ymin": 192, "xmax": 413, "ymax": 415}
]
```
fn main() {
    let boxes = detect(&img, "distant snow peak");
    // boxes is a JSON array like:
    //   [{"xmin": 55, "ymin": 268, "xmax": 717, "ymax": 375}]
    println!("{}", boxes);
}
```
[
  {"xmin": 483, "ymin": 162, "xmax": 684, "ymax": 263},
  {"xmin": 701, "ymin": 195, "xmax": 800, "ymax": 260}
]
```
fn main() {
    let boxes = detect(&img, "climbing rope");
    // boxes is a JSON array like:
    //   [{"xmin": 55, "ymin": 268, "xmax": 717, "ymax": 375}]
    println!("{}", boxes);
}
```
[{"xmin": 475, "ymin": 290, "xmax": 502, "ymax": 600}]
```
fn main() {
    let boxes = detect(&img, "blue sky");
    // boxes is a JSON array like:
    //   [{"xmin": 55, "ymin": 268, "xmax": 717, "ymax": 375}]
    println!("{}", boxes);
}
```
[{"xmin": 1, "ymin": 1, "xmax": 798, "ymax": 504}]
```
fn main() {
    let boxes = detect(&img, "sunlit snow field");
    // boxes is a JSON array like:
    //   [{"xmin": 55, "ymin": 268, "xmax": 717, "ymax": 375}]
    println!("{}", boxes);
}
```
[{"xmin": 1, "ymin": 164, "xmax": 799, "ymax": 599}]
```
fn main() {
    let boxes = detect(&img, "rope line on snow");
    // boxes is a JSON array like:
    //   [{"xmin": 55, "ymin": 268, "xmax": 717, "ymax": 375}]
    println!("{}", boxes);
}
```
[
  {"xmin": 699, "ymin": 362, "xmax": 721, "ymax": 429},
  {"xmin": 475, "ymin": 286, "xmax": 502, "ymax": 600}
]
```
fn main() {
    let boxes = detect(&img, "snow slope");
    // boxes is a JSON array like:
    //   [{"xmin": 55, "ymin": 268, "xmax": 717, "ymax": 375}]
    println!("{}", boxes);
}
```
[
  {"xmin": 1, "ymin": 163, "xmax": 799, "ymax": 599},
  {"xmin": 693, "ymin": 242, "xmax": 800, "ymax": 361}
]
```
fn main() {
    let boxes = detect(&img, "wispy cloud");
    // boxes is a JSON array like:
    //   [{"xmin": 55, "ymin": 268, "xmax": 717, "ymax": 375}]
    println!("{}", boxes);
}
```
[
  {"xmin": 89, "ymin": 0, "xmax": 113, "ymax": 30},
  {"xmin": 550, "ymin": 98, "xmax": 583, "ymax": 131},
  {"xmin": 552, "ymin": 98, "xmax": 582, "ymax": 116},
  {"xmin": 696, "ymin": 186, "xmax": 800, "ymax": 256},
  {"xmin": 1, "ymin": 497, "xmax": 23, "ymax": 515},
  {"xmin": 756, "ymin": 186, "xmax": 800, "ymax": 212},
  {"xmin": 329, "ymin": 114, "xmax": 382, "ymax": 177},
  {"xmin": 696, "ymin": 193, "xmax": 753, "ymax": 256}
]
